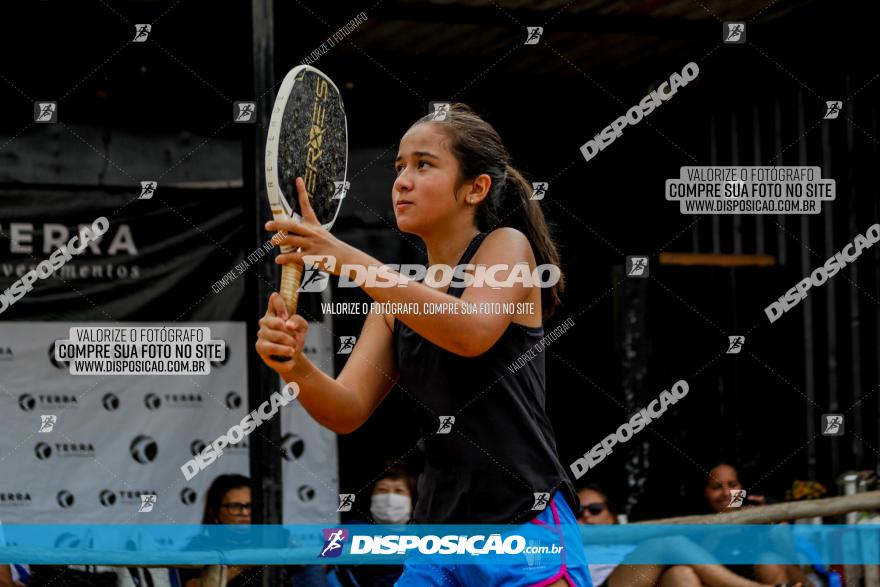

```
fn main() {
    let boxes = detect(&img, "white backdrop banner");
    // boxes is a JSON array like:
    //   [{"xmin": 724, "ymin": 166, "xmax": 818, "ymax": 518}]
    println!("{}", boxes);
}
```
[{"xmin": 0, "ymin": 321, "xmax": 338, "ymax": 525}]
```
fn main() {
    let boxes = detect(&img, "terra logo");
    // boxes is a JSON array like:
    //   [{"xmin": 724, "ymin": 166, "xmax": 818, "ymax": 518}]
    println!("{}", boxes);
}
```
[{"xmin": 130, "ymin": 435, "xmax": 158, "ymax": 464}]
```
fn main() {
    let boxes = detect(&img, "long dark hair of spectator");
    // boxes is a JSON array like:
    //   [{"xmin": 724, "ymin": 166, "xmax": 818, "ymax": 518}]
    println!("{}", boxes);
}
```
[{"xmin": 202, "ymin": 474, "xmax": 251, "ymax": 524}]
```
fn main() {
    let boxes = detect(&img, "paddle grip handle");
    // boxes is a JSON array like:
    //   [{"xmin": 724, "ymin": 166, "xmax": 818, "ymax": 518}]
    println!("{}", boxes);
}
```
[{"xmin": 269, "ymin": 261, "xmax": 303, "ymax": 363}]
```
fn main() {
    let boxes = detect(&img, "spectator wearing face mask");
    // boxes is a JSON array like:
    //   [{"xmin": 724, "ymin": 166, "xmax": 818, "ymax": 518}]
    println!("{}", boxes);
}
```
[
  {"xmin": 328, "ymin": 464, "xmax": 417, "ymax": 587},
  {"xmin": 370, "ymin": 464, "xmax": 416, "ymax": 525}
]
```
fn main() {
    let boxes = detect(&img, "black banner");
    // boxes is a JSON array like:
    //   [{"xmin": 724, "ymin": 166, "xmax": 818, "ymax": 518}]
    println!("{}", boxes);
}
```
[{"xmin": 0, "ymin": 186, "xmax": 247, "ymax": 321}]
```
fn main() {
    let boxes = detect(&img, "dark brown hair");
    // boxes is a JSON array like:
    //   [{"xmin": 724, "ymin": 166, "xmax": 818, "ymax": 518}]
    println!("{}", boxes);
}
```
[
  {"xmin": 375, "ymin": 461, "xmax": 418, "ymax": 504},
  {"xmin": 577, "ymin": 483, "xmax": 619, "ymax": 517},
  {"xmin": 410, "ymin": 103, "xmax": 565, "ymax": 318},
  {"xmin": 202, "ymin": 474, "xmax": 251, "ymax": 524}
]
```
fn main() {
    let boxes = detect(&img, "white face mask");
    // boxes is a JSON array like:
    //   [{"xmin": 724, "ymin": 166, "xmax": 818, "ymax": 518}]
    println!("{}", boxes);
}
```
[{"xmin": 370, "ymin": 492, "xmax": 412, "ymax": 524}]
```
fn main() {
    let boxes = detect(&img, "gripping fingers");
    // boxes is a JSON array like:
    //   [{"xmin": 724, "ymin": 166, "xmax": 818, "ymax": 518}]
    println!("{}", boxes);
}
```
[
  {"xmin": 256, "ymin": 339, "xmax": 294, "ymax": 361},
  {"xmin": 259, "ymin": 316, "xmax": 288, "ymax": 334},
  {"xmin": 258, "ymin": 326, "xmax": 296, "ymax": 348},
  {"xmin": 267, "ymin": 292, "xmax": 289, "ymax": 320}
]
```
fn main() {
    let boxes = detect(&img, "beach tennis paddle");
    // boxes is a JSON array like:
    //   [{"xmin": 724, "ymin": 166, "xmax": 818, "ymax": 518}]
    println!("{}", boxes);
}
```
[{"xmin": 265, "ymin": 65, "xmax": 348, "ymax": 360}]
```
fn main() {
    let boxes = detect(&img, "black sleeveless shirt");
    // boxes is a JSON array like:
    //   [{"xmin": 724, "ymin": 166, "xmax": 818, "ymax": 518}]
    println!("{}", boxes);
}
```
[{"xmin": 392, "ymin": 231, "xmax": 579, "ymax": 524}]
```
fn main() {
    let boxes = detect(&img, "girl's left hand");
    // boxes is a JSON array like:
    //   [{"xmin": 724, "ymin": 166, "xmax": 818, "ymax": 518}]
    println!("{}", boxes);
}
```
[{"xmin": 266, "ymin": 177, "xmax": 354, "ymax": 275}]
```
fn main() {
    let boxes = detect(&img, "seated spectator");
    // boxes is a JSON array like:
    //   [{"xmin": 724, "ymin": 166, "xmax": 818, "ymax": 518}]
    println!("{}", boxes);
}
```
[
  {"xmin": 180, "ymin": 474, "xmax": 264, "ymax": 587},
  {"xmin": 368, "ymin": 463, "xmax": 416, "ymax": 525},
  {"xmin": 329, "ymin": 463, "xmax": 416, "ymax": 587},
  {"xmin": 178, "ymin": 474, "xmax": 324, "ymax": 587},
  {"xmin": 578, "ymin": 484, "xmax": 784, "ymax": 587},
  {"xmin": 577, "ymin": 484, "xmax": 618, "ymax": 526},
  {"xmin": 702, "ymin": 463, "xmax": 807, "ymax": 586},
  {"xmin": 704, "ymin": 462, "xmax": 766, "ymax": 513}
]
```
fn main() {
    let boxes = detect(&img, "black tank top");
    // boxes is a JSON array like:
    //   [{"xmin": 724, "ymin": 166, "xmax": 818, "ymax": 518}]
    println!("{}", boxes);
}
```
[{"xmin": 392, "ymin": 230, "xmax": 579, "ymax": 524}]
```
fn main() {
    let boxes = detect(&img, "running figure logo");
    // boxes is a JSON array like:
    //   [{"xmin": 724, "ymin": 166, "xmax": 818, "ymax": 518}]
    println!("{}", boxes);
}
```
[
  {"xmin": 726, "ymin": 336, "xmax": 745, "ymax": 354},
  {"xmin": 138, "ymin": 494, "xmax": 157, "ymax": 513},
  {"xmin": 298, "ymin": 257, "xmax": 331, "ymax": 292},
  {"xmin": 38, "ymin": 415, "xmax": 57, "ymax": 433},
  {"xmin": 337, "ymin": 336, "xmax": 356, "ymax": 355},
  {"xmin": 723, "ymin": 22, "xmax": 745, "ymax": 43},
  {"xmin": 139, "ymin": 181, "xmax": 157, "ymax": 200},
  {"xmin": 531, "ymin": 182, "xmax": 548, "ymax": 201},
  {"xmin": 524, "ymin": 27, "xmax": 543, "ymax": 45},
  {"xmin": 319, "ymin": 529, "xmax": 349, "ymax": 558},
  {"xmin": 727, "ymin": 489, "xmax": 746, "ymax": 508},
  {"xmin": 430, "ymin": 102, "xmax": 451, "ymax": 122},
  {"xmin": 532, "ymin": 492, "xmax": 550, "ymax": 511},
  {"xmin": 824, "ymin": 101, "xmax": 842, "ymax": 120},
  {"xmin": 626, "ymin": 256, "xmax": 649, "ymax": 278},
  {"xmin": 34, "ymin": 102, "xmax": 57, "ymax": 123},
  {"xmin": 822, "ymin": 414, "xmax": 844, "ymax": 436},
  {"xmin": 133, "ymin": 24, "xmax": 151, "ymax": 42},
  {"xmin": 234, "ymin": 102, "xmax": 256, "ymax": 123},
  {"xmin": 337, "ymin": 494, "xmax": 355, "ymax": 512},
  {"xmin": 333, "ymin": 181, "xmax": 350, "ymax": 200},
  {"xmin": 437, "ymin": 416, "xmax": 455, "ymax": 434}
]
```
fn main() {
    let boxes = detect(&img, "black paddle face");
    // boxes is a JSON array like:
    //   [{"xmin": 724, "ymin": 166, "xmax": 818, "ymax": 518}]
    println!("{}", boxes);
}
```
[{"xmin": 276, "ymin": 67, "xmax": 347, "ymax": 227}]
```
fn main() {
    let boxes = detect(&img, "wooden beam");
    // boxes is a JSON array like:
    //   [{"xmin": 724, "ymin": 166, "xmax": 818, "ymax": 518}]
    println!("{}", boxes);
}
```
[
  {"xmin": 658, "ymin": 252, "xmax": 776, "ymax": 267},
  {"xmin": 638, "ymin": 490, "xmax": 880, "ymax": 525}
]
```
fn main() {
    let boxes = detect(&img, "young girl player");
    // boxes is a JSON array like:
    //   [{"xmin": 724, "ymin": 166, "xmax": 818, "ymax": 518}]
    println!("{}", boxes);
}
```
[{"xmin": 256, "ymin": 103, "xmax": 591, "ymax": 586}]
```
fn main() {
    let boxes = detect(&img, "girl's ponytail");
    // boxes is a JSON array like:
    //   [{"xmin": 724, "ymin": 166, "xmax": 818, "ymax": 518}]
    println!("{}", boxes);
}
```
[
  {"xmin": 412, "ymin": 103, "xmax": 565, "ymax": 318},
  {"xmin": 495, "ymin": 163, "xmax": 565, "ymax": 318}
]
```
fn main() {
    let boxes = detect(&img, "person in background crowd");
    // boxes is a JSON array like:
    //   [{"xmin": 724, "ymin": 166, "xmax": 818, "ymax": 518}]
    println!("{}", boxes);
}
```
[
  {"xmin": 179, "ymin": 474, "xmax": 324, "ymax": 587},
  {"xmin": 180, "ymin": 474, "xmax": 262, "ymax": 587},
  {"xmin": 369, "ymin": 463, "xmax": 416, "ymax": 525},
  {"xmin": 702, "ymin": 463, "xmax": 807, "ymax": 586},
  {"xmin": 577, "ymin": 485, "xmax": 618, "ymax": 526},
  {"xmin": 329, "ymin": 464, "xmax": 416, "ymax": 587},
  {"xmin": 579, "ymin": 484, "xmax": 790, "ymax": 587},
  {"xmin": 704, "ymin": 463, "xmax": 766, "ymax": 513}
]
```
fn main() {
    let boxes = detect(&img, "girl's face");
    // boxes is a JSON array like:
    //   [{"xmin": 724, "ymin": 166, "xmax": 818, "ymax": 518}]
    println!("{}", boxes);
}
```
[
  {"xmin": 704, "ymin": 464, "xmax": 742, "ymax": 513},
  {"xmin": 393, "ymin": 123, "xmax": 468, "ymax": 235}
]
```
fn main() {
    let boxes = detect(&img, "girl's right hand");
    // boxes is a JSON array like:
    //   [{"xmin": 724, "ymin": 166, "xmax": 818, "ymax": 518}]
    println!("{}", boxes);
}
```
[{"xmin": 255, "ymin": 292, "xmax": 309, "ymax": 377}]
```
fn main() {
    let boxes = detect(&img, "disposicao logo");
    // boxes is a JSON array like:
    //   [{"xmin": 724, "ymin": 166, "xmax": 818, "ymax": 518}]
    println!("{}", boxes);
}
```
[{"xmin": 319, "ymin": 529, "xmax": 348, "ymax": 558}]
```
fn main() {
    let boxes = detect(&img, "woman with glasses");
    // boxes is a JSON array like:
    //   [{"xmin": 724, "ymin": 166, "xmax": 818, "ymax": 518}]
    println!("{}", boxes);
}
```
[
  {"xmin": 180, "ymin": 474, "xmax": 262, "ymax": 587},
  {"xmin": 577, "ymin": 485, "xmax": 618, "ymax": 526}
]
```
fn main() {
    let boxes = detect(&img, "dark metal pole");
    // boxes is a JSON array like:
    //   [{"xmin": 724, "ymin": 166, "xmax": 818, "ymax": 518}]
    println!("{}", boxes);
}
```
[
  {"xmin": 245, "ymin": 1, "xmax": 284, "ymax": 585},
  {"xmin": 872, "ymin": 108, "xmax": 880, "ymax": 468},
  {"xmin": 796, "ymin": 88, "xmax": 817, "ymax": 478},
  {"xmin": 845, "ymin": 76, "xmax": 864, "ymax": 470},
  {"xmin": 821, "ymin": 110, "xmax": 839, "ymax": 479},
  {"xmin": 752, "ymin": 104, "xmax": 765, "ymax": 254},
  {"xmin": 730, "ymin": 111, "xmax": 742, "ymax": 254},
  {"xmin": 709, "ymin": 114, "xmax": 721, "ymax": 254},
  {"xmin": 618, "ymin": 267, "xmax": 650, "ymax": 517},
  {"xmin": 773, "ymin": 97, "xmax": 786, "ymax": 266}
]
